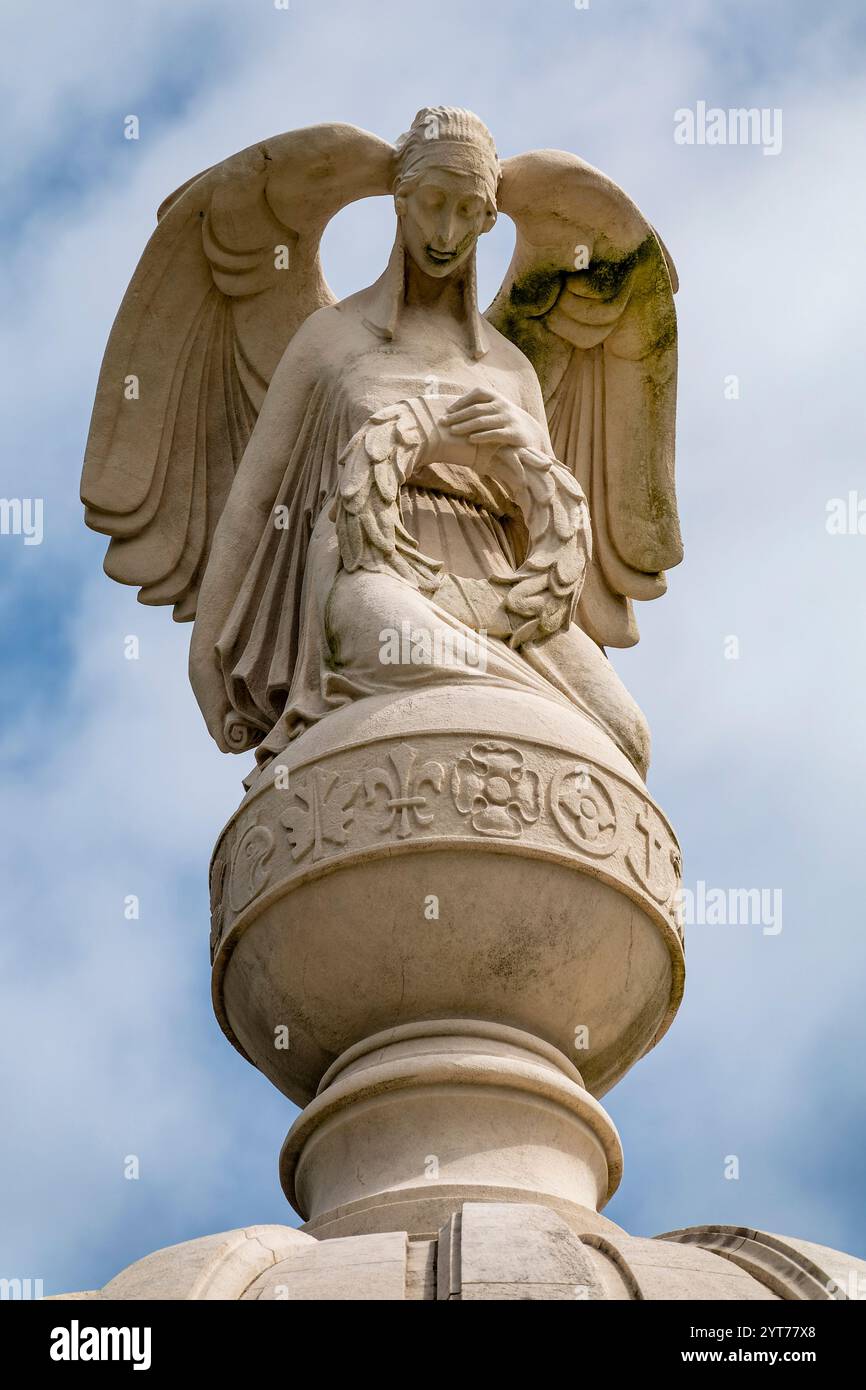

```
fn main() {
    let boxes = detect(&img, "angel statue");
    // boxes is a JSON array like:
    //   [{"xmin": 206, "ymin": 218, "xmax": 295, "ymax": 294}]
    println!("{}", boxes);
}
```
[{"xmin": 82, "ymin": 107, "xmax": 682, "ymax": 785}]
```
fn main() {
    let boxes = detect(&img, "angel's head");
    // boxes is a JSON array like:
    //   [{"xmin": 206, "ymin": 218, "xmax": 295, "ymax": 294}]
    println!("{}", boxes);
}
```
[{"xmin": 393, "ymin": 107, "xmax": 499, "ymax": 279}]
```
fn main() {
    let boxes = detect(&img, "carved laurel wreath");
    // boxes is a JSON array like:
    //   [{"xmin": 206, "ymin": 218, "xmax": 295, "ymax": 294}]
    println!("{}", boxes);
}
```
[{"xmin": 334, "ymin": 397, "xmax": 591, "ymax": 648}]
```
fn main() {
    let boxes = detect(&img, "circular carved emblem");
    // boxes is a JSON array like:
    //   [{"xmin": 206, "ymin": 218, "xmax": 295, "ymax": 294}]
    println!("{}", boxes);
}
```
[
  {"xmin": 549, "ymin": 763, "xmax": 620, "ymax": 857},
  {"xmin": 228, "ymin": 822, "xmax": 275, "ymax": 912}
]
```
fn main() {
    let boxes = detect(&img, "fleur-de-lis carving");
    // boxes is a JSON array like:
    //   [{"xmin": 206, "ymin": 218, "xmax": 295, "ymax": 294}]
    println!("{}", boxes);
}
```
[
  {"xmin": 281, "ymin": 767, "xmax": 359, "ymax": 862},
  {"xmin": 364, "ymin": 743, "xmax": 444, "ymax": 839}
]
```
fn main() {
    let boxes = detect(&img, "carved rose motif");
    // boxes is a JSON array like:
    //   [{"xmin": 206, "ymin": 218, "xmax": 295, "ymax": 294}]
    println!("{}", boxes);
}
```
[{"xmin": 451, "ymin": 741, "xmax": 541, "ymax": 838}]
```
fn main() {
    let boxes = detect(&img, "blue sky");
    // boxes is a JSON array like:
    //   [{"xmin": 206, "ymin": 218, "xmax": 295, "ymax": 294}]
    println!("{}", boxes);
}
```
[{"xmin": 2, "ymin": 0, "xmax": 865, "ymax": 1294}]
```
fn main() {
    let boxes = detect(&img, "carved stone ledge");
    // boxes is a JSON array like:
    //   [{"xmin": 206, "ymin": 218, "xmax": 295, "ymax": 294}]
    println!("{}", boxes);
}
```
[{"xmin": 211, "ymin": 732, "xmax": 683, "ymax": 962}]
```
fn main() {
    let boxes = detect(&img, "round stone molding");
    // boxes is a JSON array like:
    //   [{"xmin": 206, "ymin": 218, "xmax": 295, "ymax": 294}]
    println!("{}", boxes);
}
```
[{"xmin": 280, "ymin": 1020, "xmax": 624, "ymax": 1232}]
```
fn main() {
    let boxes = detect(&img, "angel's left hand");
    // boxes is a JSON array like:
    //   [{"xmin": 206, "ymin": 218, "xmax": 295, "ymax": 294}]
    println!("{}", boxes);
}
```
[{"xmin": 444, "ymin": 387, "xmax": 546, "ymax": 453}]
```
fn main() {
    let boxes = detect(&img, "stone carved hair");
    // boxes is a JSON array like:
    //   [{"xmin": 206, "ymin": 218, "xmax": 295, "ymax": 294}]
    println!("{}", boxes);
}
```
[
  {"xmin": 370, "ymin": 106, "xmax": 502, "ymax": 360},
  {"xmin": 393, "ymin": 106, "xmax": 501, "ymax": 213}
]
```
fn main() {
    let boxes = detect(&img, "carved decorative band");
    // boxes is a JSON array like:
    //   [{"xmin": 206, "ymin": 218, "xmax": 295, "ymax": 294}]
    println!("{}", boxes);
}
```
[{"xmin": 210, "ymin": 736, "xmax": 683, "ymax": 962}]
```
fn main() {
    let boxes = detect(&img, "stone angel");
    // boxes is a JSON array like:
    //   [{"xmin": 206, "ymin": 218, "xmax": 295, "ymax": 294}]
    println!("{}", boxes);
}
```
[{"xmin": 81, "ymin": 107, "xmax": 682, "ymax": 784}]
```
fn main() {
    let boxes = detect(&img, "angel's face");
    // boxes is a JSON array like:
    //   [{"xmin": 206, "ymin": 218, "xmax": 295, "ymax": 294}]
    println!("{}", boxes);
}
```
[{"xmin": 396, "ymin": 169, "xmax": 495, "ymax": 278}]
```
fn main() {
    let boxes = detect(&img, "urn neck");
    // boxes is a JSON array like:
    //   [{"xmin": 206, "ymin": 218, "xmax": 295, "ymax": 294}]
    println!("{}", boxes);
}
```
[{"xmin": 280, "ymin": 1020, "xmax": 624, "ymax": 1240}]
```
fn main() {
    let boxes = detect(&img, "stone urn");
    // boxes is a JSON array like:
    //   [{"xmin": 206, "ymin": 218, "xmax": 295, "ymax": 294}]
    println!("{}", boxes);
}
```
[{"xmin": 209, "ymin": 681, "xmax": 684, "ymax": 1239}]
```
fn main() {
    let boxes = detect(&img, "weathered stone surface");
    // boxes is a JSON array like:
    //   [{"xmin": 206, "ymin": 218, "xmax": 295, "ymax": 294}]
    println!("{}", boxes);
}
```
[
  {"xmin": 54, "ymin": 1206, "xmax": 866, "ymax": 1301},
  {"xmin": 437, "ymin": 1203, "xmax": 605, "ymax": 1301},
  {"xmin": 614, "ymin": 1235, "xmax": 780, "ymax": 1302},
  {"xmin": 243, "ymin": 1233, "xmax": 410, "ymax": 1302},
  {"xmin": 213, "ymin": 685, "xmax": 683, "ymax": 1122},
  {"xmin": 281, "ymin": 1021, "xmax": 623, "ymax": 1234},
  {"xmin": 657, "ymin": 1226, "xmax": 866, "ymax": 1301},
  {"xmin": 48, "ymin": 1227, "xmax": 317, "ymax": 1302}
]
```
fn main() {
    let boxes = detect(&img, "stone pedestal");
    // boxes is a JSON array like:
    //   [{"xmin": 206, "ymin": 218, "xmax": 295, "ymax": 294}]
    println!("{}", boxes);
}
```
[
  {"xmin": 281, "ymin": 1020, "xmax": 622, "ymax": 1237},
  {"xmin": 209, "ymin": 682, "xmax": 684, "ymax": 1231}
]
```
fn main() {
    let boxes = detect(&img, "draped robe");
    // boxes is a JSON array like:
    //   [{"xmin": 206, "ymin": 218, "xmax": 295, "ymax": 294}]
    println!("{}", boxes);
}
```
[{"xmin": 204, "ymin": 282, "xmax": 651, "ymax": 779}]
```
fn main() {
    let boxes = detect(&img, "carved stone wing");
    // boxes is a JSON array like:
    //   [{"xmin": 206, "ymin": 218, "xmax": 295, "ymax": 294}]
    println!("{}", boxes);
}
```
[
  {"xmin": 486, "ymin": 150, "xmax": 683, "ymax": 648},
  {"xmin": 81, "ymin": 124, "xmax": 394, "ymax": 620}
]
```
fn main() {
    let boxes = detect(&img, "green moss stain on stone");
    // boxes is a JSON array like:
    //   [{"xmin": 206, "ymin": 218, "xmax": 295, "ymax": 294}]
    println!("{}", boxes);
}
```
[
  {"xmin": 490, "ymin": 235, "xmax": 676, "ymax": 377},
  {"xmin": 508, "ymin": 264, "xmax": 563, "ymax": 313},
  {"xmin": 577, "ymin": 245, "xmax": 640, "ymax": 299},
  {"xmin": 488, "ymin": 266, "xmax": 559, "ymax": 376}
]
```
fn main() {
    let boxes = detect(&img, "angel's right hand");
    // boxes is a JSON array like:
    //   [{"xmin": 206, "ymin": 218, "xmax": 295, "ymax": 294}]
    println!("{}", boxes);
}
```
[{"xmin": 443, "ymin": 387, "xmax": 547, "ymax": 455}]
